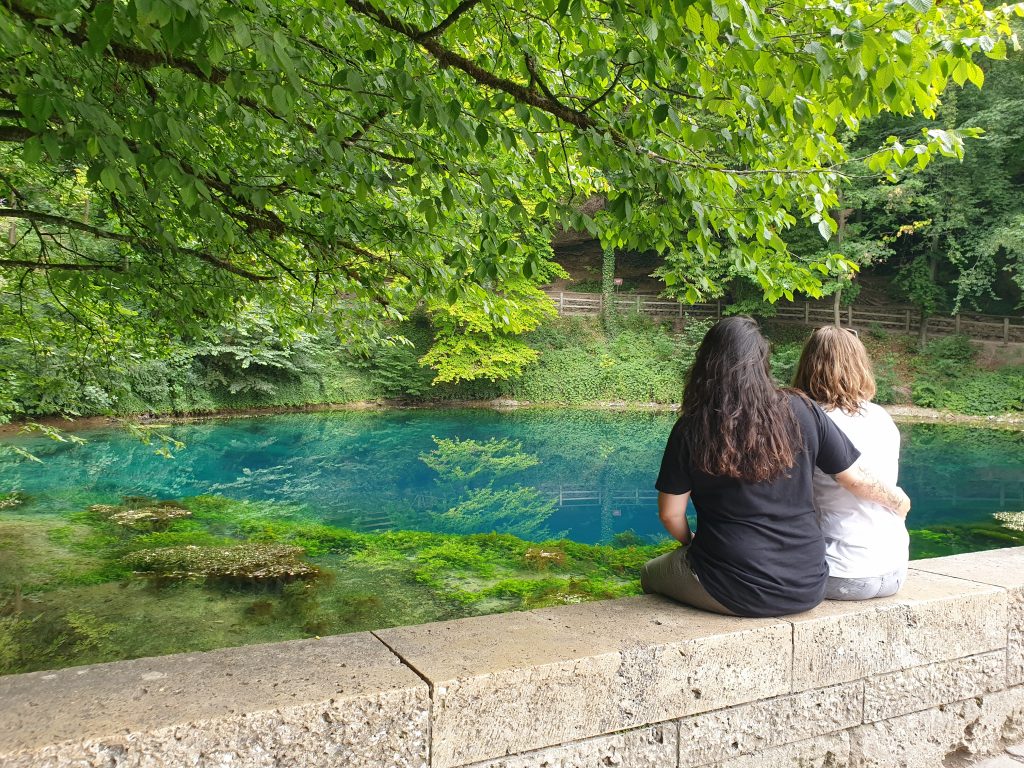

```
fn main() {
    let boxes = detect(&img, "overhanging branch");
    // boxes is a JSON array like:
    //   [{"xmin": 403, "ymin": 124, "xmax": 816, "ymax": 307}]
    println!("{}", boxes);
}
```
[{"xmin": 0, "ymin": 208, "xmax": 274, "ymax": 281}]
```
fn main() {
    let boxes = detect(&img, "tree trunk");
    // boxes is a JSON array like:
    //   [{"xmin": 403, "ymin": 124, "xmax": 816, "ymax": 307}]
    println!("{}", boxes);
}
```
[
  {"xmin": 833, "ymin": 187, "xmax": 846, "ymax": 328},
  {"xmin": 601, "ymin": 244, "xmax": 616, "ymax": 331}
]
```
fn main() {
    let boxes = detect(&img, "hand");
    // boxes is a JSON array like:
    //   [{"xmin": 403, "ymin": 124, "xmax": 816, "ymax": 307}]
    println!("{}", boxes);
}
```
[{"xmin": 891, "ymin": 487, "xmax": 911, "ymax": 519}]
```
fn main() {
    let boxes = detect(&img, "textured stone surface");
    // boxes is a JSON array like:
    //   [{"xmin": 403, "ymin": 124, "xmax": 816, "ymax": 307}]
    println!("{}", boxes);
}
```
[
  {"xmin": 460, "ymin": 724, "xmax": 677, "ymax": 768},
  {"xmin": 969, "ymin": 757, "xmax": 1024, "ymax": 768},
  {"xmin": 0, "ymin": 633, "xmax": 429, "ymax": 768},
  {"xmin": 377, "ymin": 595, "xmax": 791, "ymax": 768},
  {"xmin": 699, "ymin": 732, "xmax": 851, "ymax": 768},
  {"xmin": 850, "ymin": 700, "xmax": 984, "ymax": 768},
  {"xmin": 791, "ymin": 569, "xmax": 1006, "ymax": 691},
  {"xmin": 677, "ymin": 683, "xmax": 862, "ymax": 767},
  {"xmin": 863, "ymin": 652, "xmax": 1006, "ymax": 722},
  {"xmin": 971, "ymin": 686, "xmax": 1024, "ymax": 756},
  {"xmin": 911, "ymin": 549, "xmax": 1024, "ymax": 687},
  {"xmin": 849, "ymin": 689, "xmax": 1024, "ymax": 768}
]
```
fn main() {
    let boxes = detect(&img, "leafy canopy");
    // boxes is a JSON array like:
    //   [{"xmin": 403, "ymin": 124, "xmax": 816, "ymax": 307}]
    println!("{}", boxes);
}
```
[{"xmin": 1, "ymin": 0, "xmax": 1022, "ymax": 373}]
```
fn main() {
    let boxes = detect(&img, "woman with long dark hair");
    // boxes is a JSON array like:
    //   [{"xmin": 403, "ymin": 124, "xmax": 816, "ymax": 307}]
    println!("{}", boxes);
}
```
[{"xmin": 641, "ymin": 317, "xmax": 910, "ymax": 617}]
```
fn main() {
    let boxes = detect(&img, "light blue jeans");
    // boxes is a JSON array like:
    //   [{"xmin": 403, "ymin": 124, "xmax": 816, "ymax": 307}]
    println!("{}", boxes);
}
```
[{"xmin": 825, "ymin": 565, "xmax": 907, "ymax": 601}]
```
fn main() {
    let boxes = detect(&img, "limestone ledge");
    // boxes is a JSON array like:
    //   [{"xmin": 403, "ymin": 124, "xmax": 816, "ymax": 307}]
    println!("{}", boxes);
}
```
[{"xmin": 0, "ymin": 548, "xmax": 1022, "ymax": 768}]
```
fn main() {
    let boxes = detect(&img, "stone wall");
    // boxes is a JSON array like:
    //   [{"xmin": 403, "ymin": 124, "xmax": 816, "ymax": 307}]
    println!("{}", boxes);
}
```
[{"xmin": 2, "ymin": 547, "xmax": 1023, "ymax": 768}]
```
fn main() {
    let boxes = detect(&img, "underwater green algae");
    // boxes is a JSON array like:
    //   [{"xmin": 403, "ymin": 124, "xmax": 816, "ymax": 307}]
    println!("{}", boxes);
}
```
[
  {"xmin": 909, "ymin": 518, "xmax": 1024, "ymax": 560},
  {"xmin": 0, "ymin": 494, "xmax": 676, "ymax": 675},
  {"xmin": 6, "ymin": 487, "xmax": 1024, "ymax": 679}
]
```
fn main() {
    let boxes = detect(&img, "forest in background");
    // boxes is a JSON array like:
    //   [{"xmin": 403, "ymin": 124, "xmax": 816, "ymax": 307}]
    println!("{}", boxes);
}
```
[{"xmin": 2, "ymin": 1, "xmax": 1024, "ymax": 425}]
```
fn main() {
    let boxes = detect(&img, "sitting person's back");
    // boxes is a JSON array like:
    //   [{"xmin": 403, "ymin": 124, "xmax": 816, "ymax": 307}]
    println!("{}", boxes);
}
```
[{"xmin": 793, "ymin": 326, "xmax": 909, "ymax": 600}]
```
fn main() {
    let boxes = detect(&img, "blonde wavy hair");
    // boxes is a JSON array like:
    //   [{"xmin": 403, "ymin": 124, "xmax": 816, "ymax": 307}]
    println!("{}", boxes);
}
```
[{"xmin": 792, "ymin": 326, "xmax": 876, "ymax": 414}]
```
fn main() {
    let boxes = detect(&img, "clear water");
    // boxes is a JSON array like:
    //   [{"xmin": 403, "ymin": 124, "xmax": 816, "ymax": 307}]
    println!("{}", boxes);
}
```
[
  {"xmin": 2, "ymin": 409, "xmax": 1022, "ymax": 543},
  {"xmin": 1, "ymin": 409, "xmax": 1022, "ymax": 675}
]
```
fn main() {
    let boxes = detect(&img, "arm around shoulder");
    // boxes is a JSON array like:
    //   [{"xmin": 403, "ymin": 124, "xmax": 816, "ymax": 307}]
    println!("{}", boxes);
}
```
[{"xmin": 833, "ymin": 460, "xmax": 911, "ymax": 519}]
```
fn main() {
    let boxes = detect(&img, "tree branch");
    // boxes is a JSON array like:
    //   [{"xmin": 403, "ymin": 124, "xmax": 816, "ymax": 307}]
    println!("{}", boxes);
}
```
[
  {"xmin": 419, "ymin": 0, "xmax": 483, "ymax": 40},
  {"xmin": 0, "ymin": 257, "xmax": 124, "ymax": 272},
  {"xmin": 344, "ymin": 0, "xmax": 619, "ymax": 140},
  {"xmin": 0, "ymin": 125, "xmax": 33, "ymax": 142},
  {"xmin": 0, "ymin": 208, "xmax": 274, "ymax": 281},
  {"xmin": 7, "ymin": 0, "xmax": 229, "ymax": 84}
]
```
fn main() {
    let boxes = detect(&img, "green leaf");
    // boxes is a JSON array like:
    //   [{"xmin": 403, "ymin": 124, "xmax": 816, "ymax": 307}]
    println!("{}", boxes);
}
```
[
  {"xmin": 99, "ymin": 166, "xmax": 120, "ymax": 192},
  {"xmin": 892, "ymin": 30, "xmax": 913, "ymax": 45},
  {"xmin": 271, "ymin": 85, "xmax": 291, "ymax": 115},
  {"xmin": 653, "ymin": 102, "xmax": 670, "ymax": 124},
  {"xmin": 642, "ymin": 17, "xmax": 658, "ymax": 41},
  {"xmin": 475, "ymin": 123, "xmax": 489, "ymax": 148},
  {"xmin": 843, "ymin": 28, "xmax": 864, "ymax": 49}
]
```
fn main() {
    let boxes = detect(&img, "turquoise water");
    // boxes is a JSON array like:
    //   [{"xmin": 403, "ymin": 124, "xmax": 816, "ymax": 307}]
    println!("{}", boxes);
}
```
[{"xmin": 2, "ymin": 410, "xmax": 1022, "ymax": 542}]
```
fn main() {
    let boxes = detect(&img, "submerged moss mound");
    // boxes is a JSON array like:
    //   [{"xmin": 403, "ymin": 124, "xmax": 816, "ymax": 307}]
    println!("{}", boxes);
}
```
[
  {"xmin": 88, "ymin": 500, "xmax": 192, "ymax": 529},
  {"xmin": 994, "ymin": 512, "xmax": 1024, "ymax": 532},
  {"xmin": 123, "ymin": 543, "xmax": 318, "ymax": 582},
  {"xmin": 0, "ymin": 492, "xmax": 26, "ymax": 510}
]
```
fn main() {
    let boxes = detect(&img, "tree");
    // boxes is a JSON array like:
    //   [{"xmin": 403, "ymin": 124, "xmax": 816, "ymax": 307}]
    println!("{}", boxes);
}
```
[
  {"xmin": 822, "ymin": 38, "xmax": 1024, "ymax": 339},
  {"xmin": 2, "ymin": 0, "xmax": 1022, "ymax": 385}
]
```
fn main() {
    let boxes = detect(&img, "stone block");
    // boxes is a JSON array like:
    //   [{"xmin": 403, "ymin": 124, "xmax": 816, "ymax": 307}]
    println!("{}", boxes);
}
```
[
  {"xmin": 850, "ymin": 700, "xmax": 984, "ymax": 768},
  {"xmin": 460, "ymin": 723, "xmax": 677, "ymax": 768},
  {"xmin": 852, "ymin": 685, "xmax": 1024, "ymax": 768},
  {"xmin": 790, "ymin": 569, "xmax": 1006, "ymax": 691},
  {"xmin": 971, "ymin": 686, "xmax": 1024, "ymax": 755},
  {"xmin": 697, "ymin": 732, "xmax": 850, "ymax": 768},
  {"xmin": 376, "ymin": 595, "xmax": 792, "ymax": 768},
  {"xmin": 0, "ymin": 633, "xmax": 429, "ymax": 768},
  {"xmin": 863, "ymin": 652, "xmax": 1006, "ymax": 722},
  {"xmin": 677, "ymin": 683, "xmax": 862, "ymax": 767},
  {"xmin": 911, "ymin": 548, "xmax": 1024, "ymax": 686}
]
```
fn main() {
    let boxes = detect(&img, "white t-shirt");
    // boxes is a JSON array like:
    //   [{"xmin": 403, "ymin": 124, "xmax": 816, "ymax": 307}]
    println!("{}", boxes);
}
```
[{"xmin": 812, "ymin": 401, "xmax": 909, "ymax": 578}]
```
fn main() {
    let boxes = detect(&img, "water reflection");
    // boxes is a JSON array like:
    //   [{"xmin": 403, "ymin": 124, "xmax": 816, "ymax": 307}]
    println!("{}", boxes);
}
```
[{"xmin": 0, "ymin": 412, "xmax": 1021, "ymax": 543}]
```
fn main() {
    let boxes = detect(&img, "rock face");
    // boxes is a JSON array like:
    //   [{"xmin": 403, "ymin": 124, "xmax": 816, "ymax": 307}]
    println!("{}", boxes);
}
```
[{"xmin": 1, "ymin": 547, "xmax": 1023, "ymax": 768}]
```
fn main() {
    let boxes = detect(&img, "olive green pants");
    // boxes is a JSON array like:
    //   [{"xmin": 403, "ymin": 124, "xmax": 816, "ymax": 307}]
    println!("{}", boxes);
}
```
[{"xmin": 640, "ymin": 546, "xmax": 736, "ymax": 616}]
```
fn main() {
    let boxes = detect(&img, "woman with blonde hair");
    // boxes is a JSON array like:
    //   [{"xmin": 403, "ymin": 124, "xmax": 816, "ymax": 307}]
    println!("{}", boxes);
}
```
[{"xmin": 793, "ymin": 326, "xmax": 909, "ymax": 600}]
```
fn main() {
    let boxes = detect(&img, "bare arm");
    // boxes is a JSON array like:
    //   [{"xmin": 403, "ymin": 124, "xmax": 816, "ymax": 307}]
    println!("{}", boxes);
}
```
[
  {"xmin": 833, "ymin": 461, "xmax": 911, "ymax": 519},
  {"xmin": 658, "ymin": 491, "xmax": 693, "ymax": 544}
]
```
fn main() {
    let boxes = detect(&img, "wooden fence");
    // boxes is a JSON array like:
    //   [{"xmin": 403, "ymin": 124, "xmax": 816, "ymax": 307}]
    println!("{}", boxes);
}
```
[{"xmin": 545, "ymin": 290, "xmax": 1024, "ymax": 345}]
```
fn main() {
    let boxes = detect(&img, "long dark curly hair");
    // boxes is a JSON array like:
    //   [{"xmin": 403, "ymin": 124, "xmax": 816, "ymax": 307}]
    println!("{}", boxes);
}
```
[{"xmin": 681, "ymin": 316, "xmax": 802, "ymax": 483}]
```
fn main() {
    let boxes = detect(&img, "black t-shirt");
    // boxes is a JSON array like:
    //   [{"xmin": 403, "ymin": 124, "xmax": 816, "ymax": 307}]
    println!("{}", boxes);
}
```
[{"xmin": 655, "ymin": 393, "xmax": 860, "ymax": 617}]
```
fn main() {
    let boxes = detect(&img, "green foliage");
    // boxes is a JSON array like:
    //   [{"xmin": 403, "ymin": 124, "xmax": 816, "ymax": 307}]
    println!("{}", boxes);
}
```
[
  {"xmin": 195, "ymin": 310, "xmax": 321, "ymax": 397},
  {"xmin": 873, "ymin": 354, "xmax": 903, "ymax": 405},
  {"xmin": 3, "ymin": 0, "xmax": 1023, "ymax": 408},
  {"xmin": 770, "ymin": 343, "xmax": 803, "ymax": 387},
  {"xmin": 910, "ymin": 335, "xmax": 1024, "ymax": 414}
]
